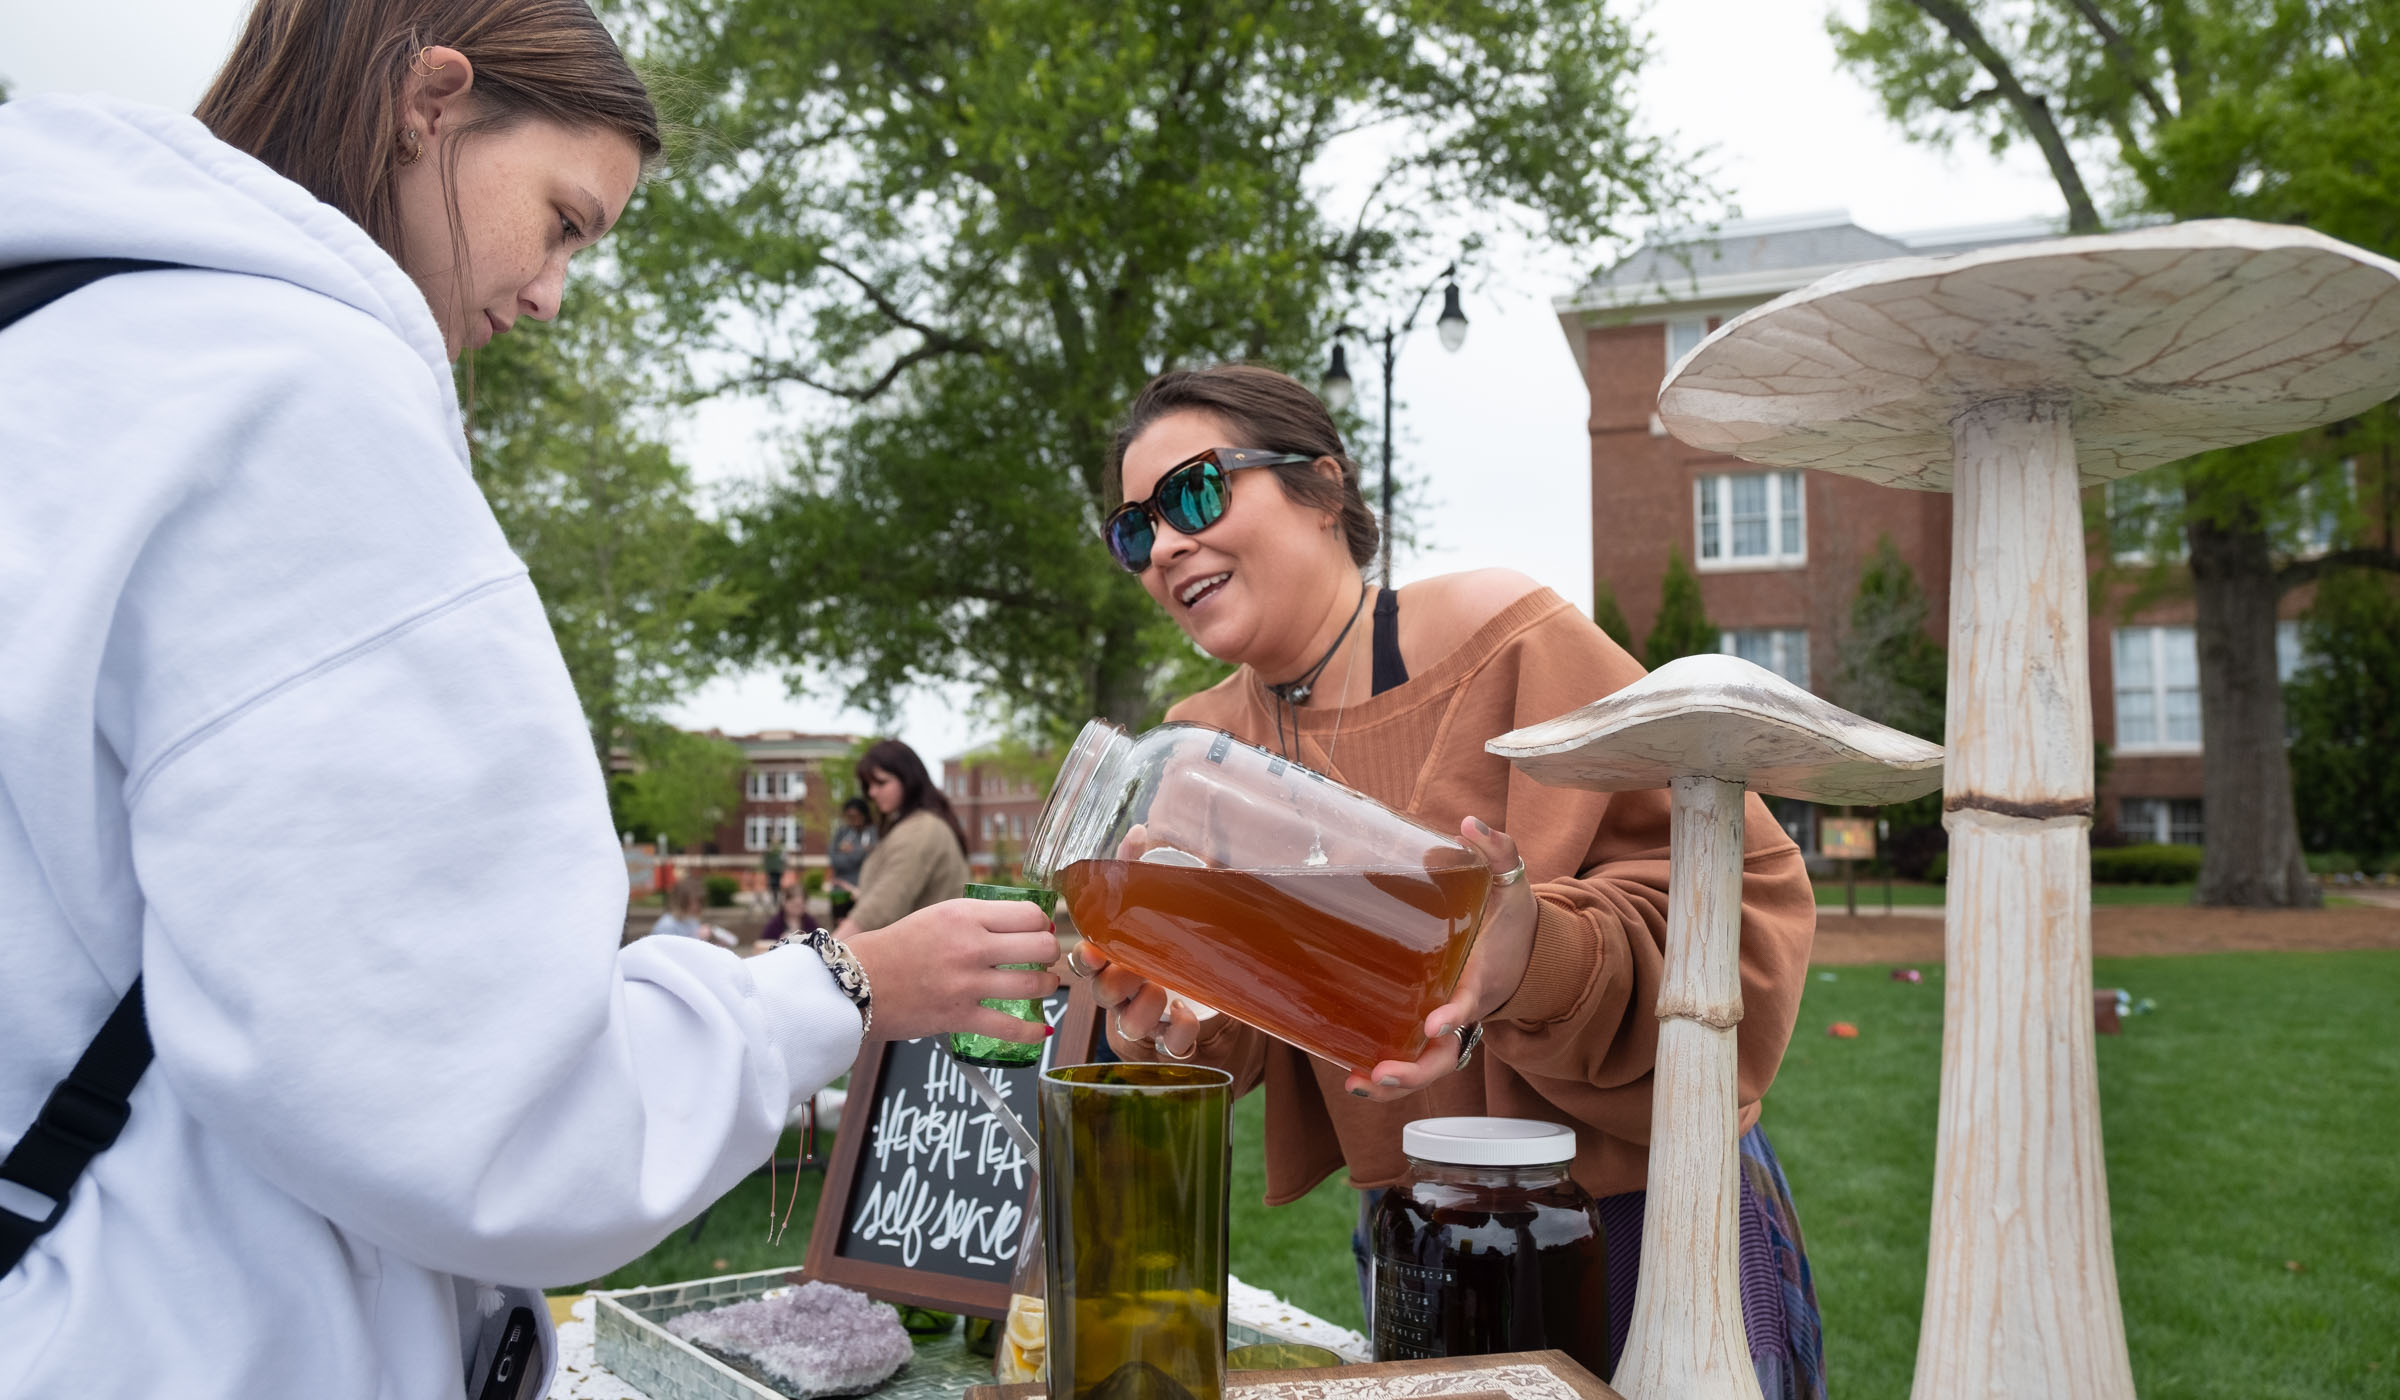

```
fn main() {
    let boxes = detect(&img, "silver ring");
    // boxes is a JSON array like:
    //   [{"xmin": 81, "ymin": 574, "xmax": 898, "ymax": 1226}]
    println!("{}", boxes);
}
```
[
  {"xmin": 1492, "ymin": 860, "xmax": 1527, "ymax": 888},
  {"xmin": 1452, "ymin": 1022, "xmax": 1484, "ymax": 1072},
  {"xmin": 1112, "ymin": 1009, "xmax": 1158, "ymax": 1045},
  {"xmin": 1158, "ymin": 1036, "xmax": 1196, "ymax": 1061},
  {"xmin": 1064, "ymin": 945, "xmax": 1098, "ymax": 978}
]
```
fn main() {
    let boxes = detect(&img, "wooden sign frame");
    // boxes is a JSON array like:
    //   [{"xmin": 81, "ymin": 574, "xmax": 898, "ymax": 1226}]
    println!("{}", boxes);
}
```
[{"xmin": 801, "ymin": 981, "xmax": 1102, "ymax": 1318}]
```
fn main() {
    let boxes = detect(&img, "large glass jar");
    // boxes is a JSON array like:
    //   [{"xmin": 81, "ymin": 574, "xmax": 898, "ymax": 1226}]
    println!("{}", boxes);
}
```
[
  {"xmin": 1370, "ymin": 1118, "xmax": 1609, "ymax": 1378},
  {"xmin": 1022, "ymin": 719, "xmax": 1489, "ymax": 1073}
]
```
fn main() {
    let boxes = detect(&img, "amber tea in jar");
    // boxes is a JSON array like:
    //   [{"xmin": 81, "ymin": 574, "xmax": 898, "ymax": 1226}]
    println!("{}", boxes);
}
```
[{"xmin": 1371, "ymin": 1118, "xmax": 1608, "ymax": 1378}]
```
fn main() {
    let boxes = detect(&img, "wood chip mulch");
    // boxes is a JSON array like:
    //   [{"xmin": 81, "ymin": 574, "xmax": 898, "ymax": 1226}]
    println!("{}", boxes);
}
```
[{"xmin": 1811, "ymin": 903, "xmax": 2400, "ymax": 965}]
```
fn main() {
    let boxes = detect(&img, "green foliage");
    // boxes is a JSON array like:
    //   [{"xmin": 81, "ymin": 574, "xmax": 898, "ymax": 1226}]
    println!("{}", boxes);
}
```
[
  {"xmin": 606, "ymin": 0, "xmax": 1694, "ymax": 729},
  {"xmin": 1642, "ymin": 547, "xmax": 1716, "ymax": 669},
  {"xmin": 614, "ymin": 726, "xmax": 748, "ymax": 848},
  {"xmin": 1591, "ymin": 578, "xmax": 1635, "ymax": 652},
  {"xmin": 2287, "ymin": 569, "xmax": 2400, "ymax": 863},
  {"xmin": 1832, "ymin": 535, "xmax": 1946, "ymax": 741},
  {"xmin": 703, "ymin": 874, "xmax": 741, "ymax": 907},
  {"xmin": 469, "ymin": 287, "xmax": 747, "ymax": 772},
  {"xmin": 2092, "ymin": 843, "xmax": 2206, "ymax": 885},
  {"xmin": 804, "ymin": 869, "xmax": 827, "ymax": 895}
]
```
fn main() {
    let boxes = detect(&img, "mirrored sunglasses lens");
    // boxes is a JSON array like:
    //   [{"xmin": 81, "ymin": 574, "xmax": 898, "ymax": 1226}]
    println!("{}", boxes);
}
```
[
  {"xmin": 1106, "ymin": 511, "xmax": 1153, "ymax": 571},
  {"xmin": 1159, "ymin": 460, "xmax": 1229, "ymax": 534}
]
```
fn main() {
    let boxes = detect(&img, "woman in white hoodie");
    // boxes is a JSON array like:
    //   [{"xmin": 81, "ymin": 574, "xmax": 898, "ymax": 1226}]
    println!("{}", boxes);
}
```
[{"xmin": 0, "ymin": 3, "xmax": 1057, "ymax": 1396}]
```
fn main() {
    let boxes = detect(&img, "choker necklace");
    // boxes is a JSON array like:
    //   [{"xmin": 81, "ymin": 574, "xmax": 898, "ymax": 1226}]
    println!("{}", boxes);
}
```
[{"xmin": 1265, "ymin": 580, "xmax": 1371, "ymax": 707}]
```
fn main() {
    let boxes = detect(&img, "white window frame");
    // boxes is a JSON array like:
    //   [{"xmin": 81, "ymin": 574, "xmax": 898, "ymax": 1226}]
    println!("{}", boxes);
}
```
[
  {"xmin": 745, "ymin": 770, "xmax": 771, "ymax": 801},
  {"xmin": 1694, "ymin": 471, "xmax": 1805, "ymax": 571},
  {"xmin": 774, "ymin": 816, "xmax": 798, "ymax": 849},
  {"xmin": 1717, "ymin": 627, "xmax": 1810, "ymax": 690},
  {"xmin": 2120, "ymin": 797, "xmax": 2204, "ymax": 846},
  {"xmin": 2113, "ymin": 626, "xmax": 2202, "ymax": 753},
  {"xmin": 742, "ymin": 815, "xmax": 772, "ymax": 851},
  {"xmin": 1664, "ymin": 315, "xmax": 1708, "ymax": 373},
  {"xmin": 2105, "ymin": 476, "xmax": 2188, "ymax": 565}
]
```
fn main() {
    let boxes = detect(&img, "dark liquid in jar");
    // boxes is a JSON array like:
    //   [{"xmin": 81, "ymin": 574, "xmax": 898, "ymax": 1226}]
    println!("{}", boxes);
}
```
[
  {"xmin": 1371, "ymin": 1175, "xmax": 1609, "ymax": 1378},
  {"xmin": 1056, "ymin": 859, "xmax": 1486, "ymax": 1071}
]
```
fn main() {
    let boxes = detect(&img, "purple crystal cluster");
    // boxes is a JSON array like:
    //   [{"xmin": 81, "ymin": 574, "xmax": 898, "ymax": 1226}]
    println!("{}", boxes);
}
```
[{"xmin": 666, "ymin": 1282, "xmax": 914, "ymax": 1398}]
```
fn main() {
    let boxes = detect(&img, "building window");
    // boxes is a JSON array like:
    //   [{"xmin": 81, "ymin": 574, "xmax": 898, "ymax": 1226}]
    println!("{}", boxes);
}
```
[
  {"xmin": 746, "ymin": 770, "xmax": 771, "ymax": 801},
  {"xmin": 2114, "ymin": 626, "xmax": 2201, "ymax": 751},
  {"xmin": 779, "ymin": 771, "xmax": 805, "ymax": 801},
  {"xmin": 2105, "ymin": 476, "xmax": 2187, "ymax": 565},
  {"xmin": 1695, "ymin": 471, "xmax": 1804, "ymax": 569},
  {"xmin": 1012, "ymin": 814, "xmax": 1026, "ymax": 841},
  {"xmin": 2120, "ymin": 797, "xmax": 2204, "ymax": 846},
  {"xmin": 744, "ymin": 814, "xmax": 799, "ymax": 851},
  {"xmin": 2276, "ymin": 619, "xmax": 2309, "ymax": 682},
  {"xmin": 776, "ymin": 816, "xmax": 798, "ymax": 849},
  {"xmin": 2289, "ymin": 459, "xmax": 2355, "ymax": 558},
  {"xmin": 1665, "ymin": 315, "xmax": 1708, "ymax": 371},
  {"xmin": 1718, "ymin": 628, "xmax": 1810, "ymax": 689}
]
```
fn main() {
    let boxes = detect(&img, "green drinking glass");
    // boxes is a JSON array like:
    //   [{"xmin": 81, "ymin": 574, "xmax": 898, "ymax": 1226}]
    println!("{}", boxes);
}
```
[
  {"xmin": 948, "ymin": 882, "xmax": 1058, "ymax": 1068},
  {"xmin": 1041, "ymin": 1062, "xmax": 1232, "ymax": 1400}
]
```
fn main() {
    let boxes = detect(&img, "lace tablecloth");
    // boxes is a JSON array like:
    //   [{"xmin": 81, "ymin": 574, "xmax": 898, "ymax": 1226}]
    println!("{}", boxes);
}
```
[{"xmin": 546, "ymin": 1280, "xmax": 1370, "ymax": 1399}]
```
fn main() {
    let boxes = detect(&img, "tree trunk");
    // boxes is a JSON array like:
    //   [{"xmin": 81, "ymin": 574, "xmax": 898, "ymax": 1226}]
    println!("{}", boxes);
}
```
[{"xmin": 2187, "ymin": 510, "xmax": 2321, "ymax": 907}]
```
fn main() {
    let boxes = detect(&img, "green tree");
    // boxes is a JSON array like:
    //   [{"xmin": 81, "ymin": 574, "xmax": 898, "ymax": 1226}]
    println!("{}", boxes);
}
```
[
  {"xmin": 468, "ymin": 288, "xmax": 748, "ymax": 777},
  {"xmin": 614, "ymin": 725, "xmax": 749, "ymax": 849},
  {"xmin": 1592, "ymin": 578, "xmax": 1635, "ymax": 653},
  {"xmin": 1829, "ymin": 0, "xmax": 2400, "ymax": 905},
  {"xmin": 2286, "ymin": 569, "xmax": 2400, "ymax": 865},
  {"xmin": 1831, "ymin": 534, "xmax": 1946, "ymax": 742},
  {"xmin": 608, "ymin": 0, "xmax": 1692, "ymax": 730},
  {"xmin": 1642, "ymin": 547, "xmax": 1717, "ymax": 670}
]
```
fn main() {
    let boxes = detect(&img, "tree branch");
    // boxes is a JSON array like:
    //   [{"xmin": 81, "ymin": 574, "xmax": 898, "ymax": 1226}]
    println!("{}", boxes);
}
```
[
  {"xmin": 1907, "ymin": 0, "xmax": 2104, "ymax": 232},
  {"xmin": 2277, "ymin": 546, "xmax": 2400, "ymax": 590},
  {"xmin": 2060, "ymin": 0, "xmax": 2175, "ymax": 125}
]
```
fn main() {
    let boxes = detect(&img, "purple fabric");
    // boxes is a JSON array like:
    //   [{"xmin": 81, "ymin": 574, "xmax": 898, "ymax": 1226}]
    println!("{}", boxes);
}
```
[{"xmin": 1355, "ymin": 1125, "xmax": 1824, "ymax": 1400}]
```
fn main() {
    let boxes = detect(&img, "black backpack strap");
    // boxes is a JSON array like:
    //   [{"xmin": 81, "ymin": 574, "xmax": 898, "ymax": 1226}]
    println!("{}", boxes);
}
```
[
  {"xmin": 0, "ymin": 256, "xmax": 179, "ymax": 1276},
  {"xmin": 0, "ymin": 257, "xmax": 181, "ymax": 330},
  {"xmin": 0, "ymin": 980, "xmax": 151, "ymax": 1273}
]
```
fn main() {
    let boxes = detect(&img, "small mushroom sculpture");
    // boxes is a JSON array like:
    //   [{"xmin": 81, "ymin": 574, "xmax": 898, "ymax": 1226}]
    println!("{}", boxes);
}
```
[
  {"xmin": 1656, "ymin": 220, "xmax": 2400, "ymax": 1400},
  {"xmin": 1491, "ymin": 653, "xmax": 1942, "ymax": 1400}
]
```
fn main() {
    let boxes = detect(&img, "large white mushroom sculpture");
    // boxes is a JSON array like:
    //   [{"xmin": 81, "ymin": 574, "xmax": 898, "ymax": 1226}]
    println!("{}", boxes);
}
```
[
  {"xmin": 1654, "ymin": 220, "xmax": 2400, "ymax": 1399},
  {"xmin": 1493, "ymin": 653, "xmax": 1943, "ymax": 1400}
]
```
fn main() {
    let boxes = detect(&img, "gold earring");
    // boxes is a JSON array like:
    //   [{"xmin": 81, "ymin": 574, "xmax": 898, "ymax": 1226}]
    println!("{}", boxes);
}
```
[
  {"xmin": 409, "ymin": 47, "xmax": 448, "ymax": 78},
  {"xmin": 396, "ymin": 127, "xmax": 423, "ymax": 166}
]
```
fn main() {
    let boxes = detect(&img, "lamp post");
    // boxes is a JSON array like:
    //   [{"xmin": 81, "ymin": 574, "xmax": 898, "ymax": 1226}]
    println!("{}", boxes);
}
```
[{"xmin": 1321, "ymin": 263, "xmax": 1469, "ymax": 588}]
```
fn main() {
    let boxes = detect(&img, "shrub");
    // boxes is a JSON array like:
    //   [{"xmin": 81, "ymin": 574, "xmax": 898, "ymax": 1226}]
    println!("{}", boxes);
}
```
[
  {"xmin": 704, "ymin": 874, "xmax": 741, "ymax": 907},
  {"xmin": 1924, "ymin": 852, "xmax": 1946, "ymax": 884},
  {"xmin": 2091, "ymin": 843, "xmax": 2204, "ymax": 885},
  {"xmin": 2304, "ymin": 851, "xmax": 2362, "ymax": 877},
  {"xmin": 804, "ymin": 869, "xmax": 827, "ymax": 894}
]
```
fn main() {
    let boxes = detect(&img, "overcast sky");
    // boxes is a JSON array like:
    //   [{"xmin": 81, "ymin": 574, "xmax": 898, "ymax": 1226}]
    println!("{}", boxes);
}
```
[{"xmin": 2, "ymin": 1, "xmax": 2064, "ymax": 761}]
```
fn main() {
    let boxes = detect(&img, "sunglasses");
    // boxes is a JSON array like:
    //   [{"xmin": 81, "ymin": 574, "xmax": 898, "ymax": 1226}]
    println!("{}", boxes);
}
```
[{"xmin": 1102, "ymin": 446, "xmax": 1317, "ymax": 572}]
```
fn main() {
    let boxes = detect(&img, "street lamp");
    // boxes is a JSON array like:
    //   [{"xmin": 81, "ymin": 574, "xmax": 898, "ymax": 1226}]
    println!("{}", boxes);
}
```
[{"xmin": 1321, "ymin": 262, "xmax": 1469, "ymax": 587}]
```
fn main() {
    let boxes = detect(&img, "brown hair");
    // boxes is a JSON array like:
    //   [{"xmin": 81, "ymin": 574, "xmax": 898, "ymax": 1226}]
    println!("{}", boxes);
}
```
[
  {"xmin": 856, "ymin": 739, "xmax": 970, "ymax": 857},
  {"xmin": 1107, "ymin": 364, "xmax": 1379, "ymax": 569},
  {"xmin": 196, "ymin": 0, "xmax": 659, "ymax": 280}
]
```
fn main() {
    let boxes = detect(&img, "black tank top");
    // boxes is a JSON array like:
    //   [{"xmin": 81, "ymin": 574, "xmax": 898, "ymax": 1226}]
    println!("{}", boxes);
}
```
[{"xmin": 1371, "ymin": 588, "xmax": 1409, "ymax": 696}]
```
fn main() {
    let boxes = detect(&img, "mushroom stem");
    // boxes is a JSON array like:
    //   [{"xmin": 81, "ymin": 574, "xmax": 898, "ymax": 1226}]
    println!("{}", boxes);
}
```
[
  {"xmin": 1914, "ymin": 397, "xmax": 2135, "ymax": 1399},
  {"xmin": 1617, "ymin": 774, "xmax": 1760, "ymax": 1400}
]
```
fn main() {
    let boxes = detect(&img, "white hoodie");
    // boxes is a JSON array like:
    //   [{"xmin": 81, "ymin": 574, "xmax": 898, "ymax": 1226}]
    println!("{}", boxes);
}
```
[{"xmin": 0, "ymin": 96, "xmax": 864, "ymax": 1398}]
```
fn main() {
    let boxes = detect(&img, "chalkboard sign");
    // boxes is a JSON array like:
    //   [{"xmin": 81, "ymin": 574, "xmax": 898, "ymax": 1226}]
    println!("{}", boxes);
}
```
[{"xmin": 803, "ymin": 982, "xmax": 1102, "ymax": 1317}]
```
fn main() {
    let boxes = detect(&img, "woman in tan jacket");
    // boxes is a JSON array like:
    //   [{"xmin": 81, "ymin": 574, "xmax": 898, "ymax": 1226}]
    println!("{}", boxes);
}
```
[
  {"xmin": 1079, "ymin": 365, "xmax": 1823, "ymax": 1397},
  {"xmin": 832, "ymin": 739, "xmax": 972, "ymax": 936}
]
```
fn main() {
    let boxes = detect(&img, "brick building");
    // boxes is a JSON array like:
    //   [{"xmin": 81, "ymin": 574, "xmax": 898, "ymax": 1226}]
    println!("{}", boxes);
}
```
[
  {"xmin": 700, "ymin": 730, "xmax": 858, "ymax": 866},
  {"xmin": 1556, "ymin": 210, "xmax": 2340, "ymax": 852},
  {"xmin": 942, "ymin": 757, "xmax": 1049, "ymax": 876}
]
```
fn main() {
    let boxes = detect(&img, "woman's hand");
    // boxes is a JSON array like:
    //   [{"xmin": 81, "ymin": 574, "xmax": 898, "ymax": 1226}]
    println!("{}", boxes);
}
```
[
  {"xmin": 1342, "ymin": 815, "xmax": 1536, "ymax": 1102},
  {"xmin": 842, "ymin": 898, "xmax": 1062, "ymax": 1044},
  {"xmin": 1083, "ymin": 949, "xmax": 1210, "ymax": 1061}
]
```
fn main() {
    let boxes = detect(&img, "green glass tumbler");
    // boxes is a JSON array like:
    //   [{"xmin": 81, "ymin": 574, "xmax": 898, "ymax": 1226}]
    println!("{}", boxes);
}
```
[
  {"xmin": 948, "ymin": 882, "xmax": 1058, "ymax": 1068},
  {"xmin": 1041, "ymin": 1063, "xmax": 1231, "ymax": 1400}
]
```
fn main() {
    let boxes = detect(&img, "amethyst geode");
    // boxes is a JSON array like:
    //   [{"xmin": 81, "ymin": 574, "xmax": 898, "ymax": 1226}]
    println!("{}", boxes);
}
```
[{"xmin": 666, "ymin": 1282, "xmax": 914, "ymax": 1398}]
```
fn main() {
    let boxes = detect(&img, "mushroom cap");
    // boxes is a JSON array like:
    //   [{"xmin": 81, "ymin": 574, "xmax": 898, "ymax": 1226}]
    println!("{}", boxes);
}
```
[
  {"xmin": 1657, "ymin": 219, "xmax": 2400, "ymax": 490},
  {"xmin": 1488, "ymin": 653, "xmax": 1944, "ymax": 805}
]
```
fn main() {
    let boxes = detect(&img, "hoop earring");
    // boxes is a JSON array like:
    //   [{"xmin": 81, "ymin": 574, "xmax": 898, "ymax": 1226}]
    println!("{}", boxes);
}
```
[
  {"xmin": 409, "ymin": 47, "xmax": 448, "ymax": 78},
  {"xmin": 396, "ymin": 127, "xmax": 424, "ymax": 166}
]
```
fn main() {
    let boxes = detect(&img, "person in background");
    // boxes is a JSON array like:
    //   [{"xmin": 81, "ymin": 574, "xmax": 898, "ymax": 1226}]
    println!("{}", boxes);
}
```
[
  {"xmin": 0, "ymin": 3, "xmax": 1057, "ymax": 1394},
  {"xmin": 761, "ymin": 838, "xmax": 787, "ymax": 906},
  {"xmin": 1080, "ymin": 365, "xmax": 1821, "ymax": 1397},
  {"xmin": 651, "ymin": 875, "xmax": 737, "ymax": 948},
  {"xmin": 826, "ymin": 794, "xmax": 878, "ymax": 928},
  {"xmin": 755, "ymin": 882, "xmax": 823, "ymax": 949},
  {"xmin": 831, "ymin": 741, "xmax": 971, "ymax": 938}
]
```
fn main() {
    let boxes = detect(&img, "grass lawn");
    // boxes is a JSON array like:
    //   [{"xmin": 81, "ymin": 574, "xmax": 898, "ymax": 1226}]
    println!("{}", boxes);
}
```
[
  {"xmin": 567, "ymin": 952, "xmax": 2399, "ymax": 1399},
  {"xmin": 1770, "ymin": 950, "xmax": 2400, "ymax": 1399},
  {"xmin": 1812, "ymin": 881, "xmax": 2294, "ymax": 908}
]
